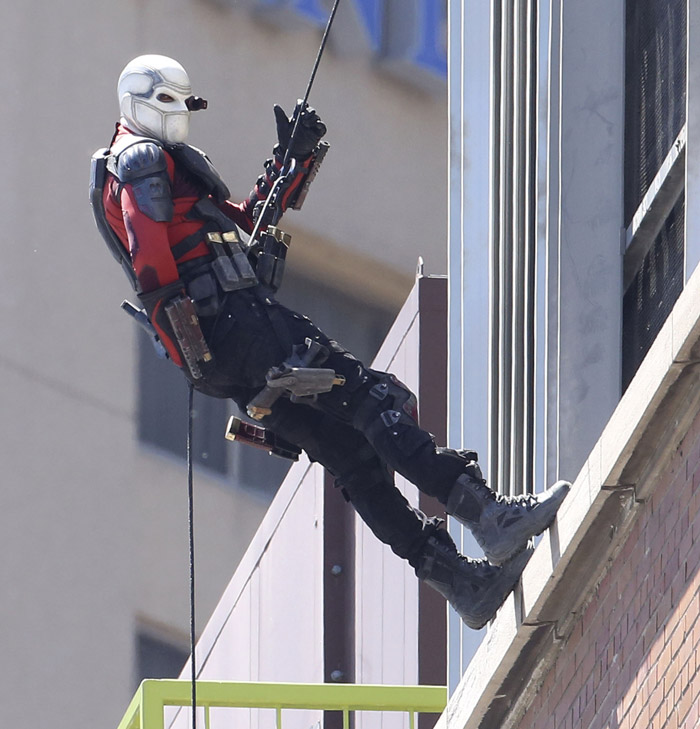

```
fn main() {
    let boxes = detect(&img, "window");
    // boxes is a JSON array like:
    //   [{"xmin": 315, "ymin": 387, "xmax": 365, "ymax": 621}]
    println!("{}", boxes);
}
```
[{"xmin": 622, "ymin": 0, "xmax": 687, "ymax": 390}]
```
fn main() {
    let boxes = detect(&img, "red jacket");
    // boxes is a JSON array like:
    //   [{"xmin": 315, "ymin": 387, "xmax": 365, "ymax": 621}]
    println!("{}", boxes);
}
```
[{"xmin": 103, "ymin": 124, "xmax": 305, "ymax": 294}]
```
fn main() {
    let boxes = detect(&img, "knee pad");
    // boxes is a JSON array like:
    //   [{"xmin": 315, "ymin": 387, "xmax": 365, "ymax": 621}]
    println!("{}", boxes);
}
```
[
  {"xmin": 368, "ymin": 373, "xmax": 418, "ymax": 421},
  {"xmin": 352, "ymin": 374, "xmax": 417, "ymax": 430}
]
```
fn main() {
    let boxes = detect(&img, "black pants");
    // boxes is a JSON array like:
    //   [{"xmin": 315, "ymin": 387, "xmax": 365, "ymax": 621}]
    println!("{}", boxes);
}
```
[{"xmin": 198, "ymin": 289, "xmax": 471, "ymax": 566}]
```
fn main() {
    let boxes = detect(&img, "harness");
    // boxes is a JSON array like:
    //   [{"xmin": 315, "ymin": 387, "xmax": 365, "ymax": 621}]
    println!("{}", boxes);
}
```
[
  {"xmin": 89, "ymin": 133, "xmax": 298, "ymax": 371},
  {"xmin": 89, "ymin": 136, "xmax": 260, "ymax": 312}
]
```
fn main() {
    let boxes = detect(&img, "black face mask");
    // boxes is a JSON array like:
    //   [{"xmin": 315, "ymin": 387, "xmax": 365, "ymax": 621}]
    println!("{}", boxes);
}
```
[{"xmin": 185, "ymin": 95, "xmax": 208, "ymax": 111}]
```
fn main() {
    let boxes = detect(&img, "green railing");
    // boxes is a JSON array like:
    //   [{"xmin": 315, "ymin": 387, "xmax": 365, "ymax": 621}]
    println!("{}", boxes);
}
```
[{"xmin": 117, "ymin": 680, "xmax": 447, "ymax": 729}]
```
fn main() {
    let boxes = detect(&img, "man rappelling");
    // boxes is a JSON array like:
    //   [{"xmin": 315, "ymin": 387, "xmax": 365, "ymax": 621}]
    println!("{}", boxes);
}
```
[{"xmin": 89, "ymin": 53, "xmax": 569, "ymax": 630}]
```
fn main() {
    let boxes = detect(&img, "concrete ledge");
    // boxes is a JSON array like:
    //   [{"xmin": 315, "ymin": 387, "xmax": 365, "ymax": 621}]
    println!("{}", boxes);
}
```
[{"xmin": 439, "ymin": 263, "xmax": 700, "ymax": 729}]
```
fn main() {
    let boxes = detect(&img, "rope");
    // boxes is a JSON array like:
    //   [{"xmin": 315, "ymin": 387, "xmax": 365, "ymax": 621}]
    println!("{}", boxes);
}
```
[
  {"xmin": 283, "ymin": 0, "xmax": 343, "ymax": 168},
  {"xmin": 187, "ymin": 382, "xmax": 197, "ymax": 729},
  {"xmin": 247, "ymin": 0, "xmax": 342, "ymax": 244}
]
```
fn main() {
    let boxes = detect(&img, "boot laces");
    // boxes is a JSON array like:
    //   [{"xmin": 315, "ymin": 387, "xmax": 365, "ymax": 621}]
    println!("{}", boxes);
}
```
[
  {"xmin": 457, "ymin": 554, "xmax": 499, "ymax": 576},
  {"xmin": 478, "ymin": 481, "xmax": 539, "ymax": 511}
]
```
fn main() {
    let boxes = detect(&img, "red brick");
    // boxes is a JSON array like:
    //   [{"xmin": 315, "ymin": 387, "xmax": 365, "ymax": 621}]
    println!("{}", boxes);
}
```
[
  {"xmin": 685, "ymin": 536, "xmax": 700, "ymax": 582},
  {"xmin": 556, "ymin": 654, "xmax": 574, "ymax": 688},
  {"xmin": 639, "ymin": 668, "xmax": 654, "ymax": 707},
  {"xmin": 679, "ymin": 503, "xmax": 691, "ymax": 535},
  {"xmin": 644, "ymin": 620, "xmax": 662, "ymax": 661},
  {"xmin": 692, "ymin": 609, "xmax": 700, "ymax": 646},
  {"xmin": 625, "ymin": 639, "xmax": 644, "ymax": 682},
  {"xmin": 595, "ymin": 688, "xmax": 617, "ymax": 729},
  {"xmin": 679, "ymin": 694, "xmax": 699, "ymax": 729},
  {"xmin": 676, "ymin": 686, "xmax": 696, "ymax": 729},
  {"xmin": 668, "ymin": 625, "xmax": 685, "ymax": 662},
  {"xmin": 677, "ymin": 580, "xmax": 697, "ymax": 623},
  {"xmin": 580, "ymin": 695, "xmax": 596, "ymax": 728},
  {"xmin": 620, "ymin": 525, "xmax": 642, "ymax": 566},
  {"xmin": 655, "ymin": 694, "xmax": 669, "ymax": 728},
  {"xmin": 634, "ymin": 701, "xmax": 651, "ymax": 729},
  {"xmin": 553, "ymin": 701, "xmax": 573, "ymax": 729},
  {"xmin": 656, "ymin": 591, "xmax": 673, "ymax": 632},
  {"xmin": 510, "ymin": 424, "xmax": 700, "ymax": 729},
  {"xmin": 649, "ymin": 679, "xmax": 665, "ymax": 719},
  {"xmin": 663, "ymin": 501, "xmax": 682, "ymax": 542},
  {"xmin": 622, "ymin": 677, "xmax": 639, "ymax": 719},
  {"xmin": 662, "ymin": 652, "xmax": 681, "ymax": 694},
  {"xmin": 626, "ymin": 686, "xmax": 645, "ymax": 729},
  {"xmin": 557, "ymin": 671, "xmax": 584, "ymax": 722}
]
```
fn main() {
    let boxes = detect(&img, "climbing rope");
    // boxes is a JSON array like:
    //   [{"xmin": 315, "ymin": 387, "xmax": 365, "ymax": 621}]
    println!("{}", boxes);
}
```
[{"xmin": 187, "ymin": 382, "xmax": 197, "ymax": 729}]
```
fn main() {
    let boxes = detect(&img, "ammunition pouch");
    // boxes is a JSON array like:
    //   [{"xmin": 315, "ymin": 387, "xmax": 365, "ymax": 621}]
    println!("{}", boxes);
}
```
[
  {"xmin": 206, "ymin": 230, "xmax": 258, "ymax": 292},
  {"xmin": 253, "ymin": 226, "xmax": 291, "ymax": 293},
  {"xmin": 177, "ymin": 260, "xmax": 220, "ymax": 317},
  {"xmin": 164, "ymin": 295, "xmax": 213, "ymax": 380},
  {"xmin": 174, "ymin": 198, "xmax": 261, "ymax": 316}
]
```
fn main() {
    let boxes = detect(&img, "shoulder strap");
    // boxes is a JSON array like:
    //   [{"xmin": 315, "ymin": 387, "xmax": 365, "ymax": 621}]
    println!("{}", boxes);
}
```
[
  {"xmin": 89, "ymin": 148, "xmax": 139, "ymax": 291},
  {"xmin": 168, "ymin": 143, "xmax": 231, "ymax": 203}
]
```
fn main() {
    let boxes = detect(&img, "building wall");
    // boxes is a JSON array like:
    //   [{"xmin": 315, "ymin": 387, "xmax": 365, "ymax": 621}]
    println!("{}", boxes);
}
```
[
  {"xmin": 514, "ymin": 404, "xmax": 700, "ymax": 729},
  {"xmin": 445, "ymin": 0, "xmax": 700, "ymax": 722},
  {"xmin": 0, "ymin": 1, "xmax": 447, "ymax": 728},
  {"xmin": 354, "ymin": 276, "xmax": 448, "ymax": 692},
  {"xmin": 168, "ymin": 459, "xmax": 326, "ymax": 729},
  {"xmin": 435, "ymin": 254, "xmax": 700, "ymax": 729}
]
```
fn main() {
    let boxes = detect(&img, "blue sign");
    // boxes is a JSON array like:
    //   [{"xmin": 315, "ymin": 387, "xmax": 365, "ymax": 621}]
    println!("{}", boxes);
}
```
[{"xmin": 256, "ymin": 0, "xmax": 447, "ymax": 80}]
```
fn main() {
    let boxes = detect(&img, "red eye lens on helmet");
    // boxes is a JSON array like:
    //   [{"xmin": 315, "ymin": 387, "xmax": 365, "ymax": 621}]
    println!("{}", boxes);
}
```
[{"xmin": 185, "ymin": 96, "xmax": 208, "ymax": 111}]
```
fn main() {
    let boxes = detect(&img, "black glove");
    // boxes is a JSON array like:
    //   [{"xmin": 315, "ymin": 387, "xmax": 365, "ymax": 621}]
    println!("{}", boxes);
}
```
[{"xmin": 274, "ymin": 101, "xmax": 327, "ymax": 160}]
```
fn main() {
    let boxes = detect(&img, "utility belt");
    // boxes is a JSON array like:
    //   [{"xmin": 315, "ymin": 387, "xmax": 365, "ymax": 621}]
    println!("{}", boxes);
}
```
[{"xmin": 176, "ymin": 198, "xmax": 292, "ymax": 317}]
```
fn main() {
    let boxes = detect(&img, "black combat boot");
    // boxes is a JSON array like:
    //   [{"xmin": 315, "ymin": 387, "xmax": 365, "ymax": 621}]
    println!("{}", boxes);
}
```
[
  {"xmin": 446, "ymin": 473, "xmax": 570, "ymax": 565},
  {"xmin": 416, "ymin": 531, "xmax": 533, "ymax": 630}
]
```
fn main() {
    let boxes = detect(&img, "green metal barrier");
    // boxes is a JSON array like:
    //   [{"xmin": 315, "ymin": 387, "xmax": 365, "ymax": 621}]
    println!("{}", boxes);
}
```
[{"xmin": 117, "ymin": 679, "xmax": 447, "ymax": 729}]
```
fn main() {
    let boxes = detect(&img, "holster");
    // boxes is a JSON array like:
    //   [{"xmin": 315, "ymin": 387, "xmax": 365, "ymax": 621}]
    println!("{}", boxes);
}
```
[{"xmin": 246, "ymin": 338, "xmax": 345, "ymax": 420}]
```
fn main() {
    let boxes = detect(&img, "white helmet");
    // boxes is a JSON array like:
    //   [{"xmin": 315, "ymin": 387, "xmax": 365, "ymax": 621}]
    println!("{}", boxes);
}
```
[{"xmin": 118, "ymin": 55, "xmax": 206, "ymax": 144}]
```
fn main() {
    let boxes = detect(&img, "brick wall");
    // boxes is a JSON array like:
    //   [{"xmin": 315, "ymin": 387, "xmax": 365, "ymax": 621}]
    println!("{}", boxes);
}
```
[{"xmin": 515, "ymin": 407, "xmax": 700, "ymax": 729}]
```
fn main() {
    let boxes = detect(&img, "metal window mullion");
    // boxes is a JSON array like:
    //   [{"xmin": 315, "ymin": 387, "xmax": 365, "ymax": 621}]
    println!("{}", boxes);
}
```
[
  {"xmin": 522, "ymin": 0, "xmax": 538, "ymax": 494},
  {"xmin": 509, "ymin": 0, "xmax": 527, "ymax": 496},
  {"xmin": 489, "ymin": 0, "xmax": 503, "ymax": 489},
  {"xmin": 496, "ymin": 0, "xmax": 516, "ymax": 495}
]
